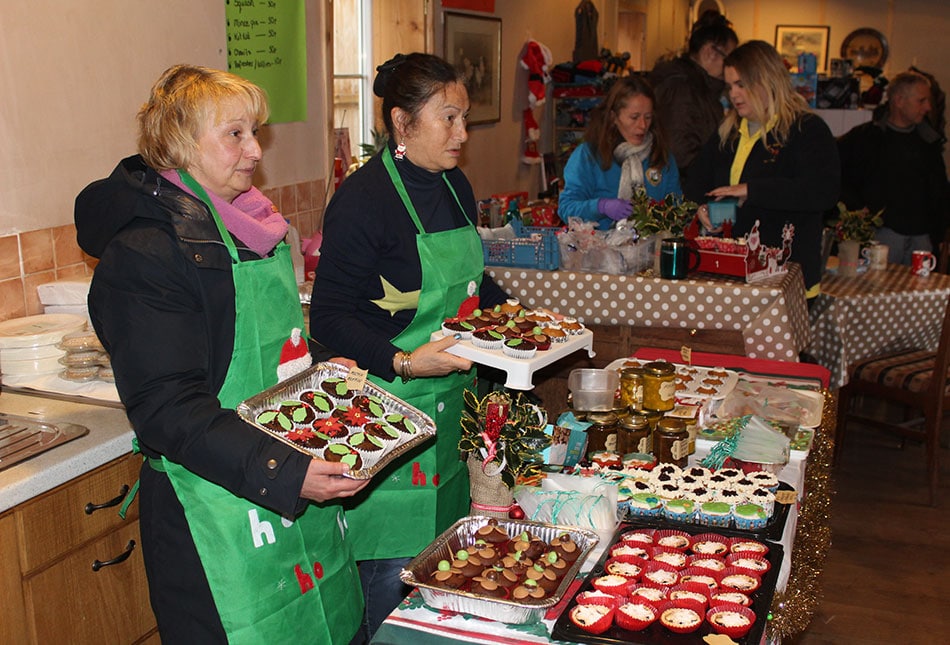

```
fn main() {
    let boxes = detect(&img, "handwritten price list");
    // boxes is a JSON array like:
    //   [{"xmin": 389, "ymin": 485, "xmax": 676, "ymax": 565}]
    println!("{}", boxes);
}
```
[{"xmin": 225, "ymin": 0, "xmax": 307, "ymax": 123}]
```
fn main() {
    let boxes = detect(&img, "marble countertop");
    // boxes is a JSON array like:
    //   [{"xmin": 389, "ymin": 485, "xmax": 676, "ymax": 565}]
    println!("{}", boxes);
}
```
[{"xmin": 0, "ymin": 391, "xmax": 133, "ymax": 513}]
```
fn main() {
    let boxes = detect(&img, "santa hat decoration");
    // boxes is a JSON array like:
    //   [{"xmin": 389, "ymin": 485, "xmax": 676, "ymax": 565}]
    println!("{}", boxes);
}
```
[
  {"xmin": 520, "ymin": 40, "xmax": 552, "ymax": 166},
  {"xmin": 456, "ymin": 280, "xmax": 481, "ymax": 320},
  {"xmin": 277, "ymin": 327, "xmax": 312, "ymax": 382},
  {"xmin": 520, "ymin": 40, "xmax": 553, "ymax": 108}
]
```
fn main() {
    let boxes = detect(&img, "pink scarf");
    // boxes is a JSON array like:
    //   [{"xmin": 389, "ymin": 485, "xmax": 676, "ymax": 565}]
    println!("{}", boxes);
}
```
[{"xmin": 160, "ymin": 170, "xmax": 288, "ymax": 257}]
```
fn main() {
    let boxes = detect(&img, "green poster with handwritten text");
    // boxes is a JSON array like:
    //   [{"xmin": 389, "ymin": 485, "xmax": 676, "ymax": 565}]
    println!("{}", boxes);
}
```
[{"xmin": 226, "ymin": 0, "xmax": 307, "ymax": 123}]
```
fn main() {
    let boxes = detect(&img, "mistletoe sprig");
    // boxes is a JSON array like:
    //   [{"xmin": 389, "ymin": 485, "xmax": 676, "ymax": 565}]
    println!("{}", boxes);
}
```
[
  {"xmin": 459, "ymin": 390, "xmax": 550, "ymax": 489},
  {"xmin": 831, "ymin": 201, "xmax": 884, "ymax": 243},
  {"xmin": 628, "ymin": 186, "xmax": 699, "ymax": 236}
]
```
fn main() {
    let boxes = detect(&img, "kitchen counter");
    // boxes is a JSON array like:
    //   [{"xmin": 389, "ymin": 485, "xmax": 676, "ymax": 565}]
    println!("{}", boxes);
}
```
[{"xmin": 0, "ymin": 391, "xmax": 133, "ymax": 512}]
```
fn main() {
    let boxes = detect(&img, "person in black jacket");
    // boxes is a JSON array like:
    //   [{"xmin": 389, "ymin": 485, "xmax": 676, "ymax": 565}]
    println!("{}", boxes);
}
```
[
  {"xmin": 75, "ymin": 65, "xmax": 368, "ymax": 644},
  {"xmin": 650, "ymin": 10, "xmax": 738, "ymax": 181},
  {"xmin": 838, "ymin": 70, "xmax": 949, "ymax": 264},
  {"xmin": 687, "ymin": 40, "xmax": 840, "ymax": 296}
]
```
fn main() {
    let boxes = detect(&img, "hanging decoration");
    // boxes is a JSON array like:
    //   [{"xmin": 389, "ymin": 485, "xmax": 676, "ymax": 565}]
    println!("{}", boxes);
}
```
[
  {"xmin": 520, "ymin": 40, "xmax": 552, "ymax": 165},
  {"xmin": 766, "ymin": 389, "xmax": 836, "ymax": 640}
]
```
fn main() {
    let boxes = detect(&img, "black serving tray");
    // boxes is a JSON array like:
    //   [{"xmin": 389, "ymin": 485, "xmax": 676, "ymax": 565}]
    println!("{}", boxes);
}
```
[
  {"xmin": 551, "ymin": 523, "xmax": 783, "ymax": 645},
  {"xmin": 622, "ymin": 481, "xmax": 794, "ymax": 542}
]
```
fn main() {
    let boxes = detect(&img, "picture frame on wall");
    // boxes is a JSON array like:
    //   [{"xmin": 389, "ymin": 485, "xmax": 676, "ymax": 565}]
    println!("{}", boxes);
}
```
[
  {"xmin": 444, "ymin": 12, "xmax": 502, "ymax": 125},
  {"xmin": 774, "ymin": 25, "xmax": 830, "ymax": 73}
]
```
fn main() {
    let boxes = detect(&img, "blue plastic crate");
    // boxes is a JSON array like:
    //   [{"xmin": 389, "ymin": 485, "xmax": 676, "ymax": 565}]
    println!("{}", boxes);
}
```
[{"xmin": 481, "ymin": 219, "xmax": 560, "ymax": 270}]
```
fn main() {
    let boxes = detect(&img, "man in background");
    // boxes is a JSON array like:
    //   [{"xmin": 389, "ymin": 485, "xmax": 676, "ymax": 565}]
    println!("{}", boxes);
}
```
[{"xmin": 838, "ymin": 70, "xmax": 949, "ymax": 264}]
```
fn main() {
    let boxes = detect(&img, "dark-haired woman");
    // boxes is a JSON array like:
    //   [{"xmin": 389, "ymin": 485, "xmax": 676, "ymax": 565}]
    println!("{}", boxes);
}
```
[
  {"xmin": 558, "ymin": 75, "xmax": 681, "ymax": 230},
  {"xmin": 310, "ymin": 52, "xmax": 508, "ymax": 641},
  {"xmin": 649, "ymin": 10, "xmax": 738, "ymax": 180}
]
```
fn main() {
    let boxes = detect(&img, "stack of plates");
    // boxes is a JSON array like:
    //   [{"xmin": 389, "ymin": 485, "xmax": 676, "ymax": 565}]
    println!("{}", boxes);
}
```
[{"xmin": 0, "ymin": 314, "xmax": 88, "ymax": 381}]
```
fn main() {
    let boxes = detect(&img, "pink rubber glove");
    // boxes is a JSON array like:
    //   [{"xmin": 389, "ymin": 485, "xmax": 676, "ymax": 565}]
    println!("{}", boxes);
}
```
[{"xmin": 598, "ymin": 198, "xmax": 633, "ymax": 221}]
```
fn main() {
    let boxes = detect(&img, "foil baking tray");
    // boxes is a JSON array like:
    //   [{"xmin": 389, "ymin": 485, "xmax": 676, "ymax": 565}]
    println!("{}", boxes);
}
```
[
  {"xmin": 236, "ymin": 362, "xmax": 435, "ymax": 480},
  {"xmin": 400, "ymin": 516, "xmax": 600, "ymax": 624}
]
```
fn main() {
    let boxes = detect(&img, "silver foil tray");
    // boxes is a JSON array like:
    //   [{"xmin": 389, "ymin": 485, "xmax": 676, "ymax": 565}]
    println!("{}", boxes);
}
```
[
  {"xmin": 400, "ymin": 516, "xmax": 599, "ymax": 624},
  {"xmin": 0, "ymin": 414, "xmax": 89, "ymax": 471},
  {"xmin": 236, "ymin": 362, "xmax": 436, "ymax": 479}
]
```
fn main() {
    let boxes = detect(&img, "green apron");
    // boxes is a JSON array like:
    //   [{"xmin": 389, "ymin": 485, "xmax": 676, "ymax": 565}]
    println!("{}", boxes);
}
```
[
  {"xmin": 159, "ymin": 171, "xmax": 362, "ymax": 644},
  {"xmin": 343, "ymin": 150, "xmax": 484, "ymax": 559}
]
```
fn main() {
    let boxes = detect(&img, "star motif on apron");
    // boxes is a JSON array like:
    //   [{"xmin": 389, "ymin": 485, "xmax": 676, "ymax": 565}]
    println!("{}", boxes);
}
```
[{"xmin": 370, "ymin": 276, "xmax": 421, "ymax": 315}]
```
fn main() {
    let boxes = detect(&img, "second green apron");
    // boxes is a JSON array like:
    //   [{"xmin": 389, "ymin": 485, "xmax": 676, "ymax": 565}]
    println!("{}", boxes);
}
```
[
  {"xmin": 343, "ymin": 150, "xmax": 484, "ymax": 559},
  {"xmin": 161, "ymin": 171, "xmax": 363, "ymax": 643}
]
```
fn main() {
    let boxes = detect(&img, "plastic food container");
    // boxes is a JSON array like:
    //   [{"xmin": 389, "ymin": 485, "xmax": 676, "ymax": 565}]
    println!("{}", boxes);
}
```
[
  {"xmin": 400, "ymin": 516, "xmax": 599, "ymax": 624},
  {"xmin": 568, "ymin": 368, "xmax": 619, "ymax": 412}
]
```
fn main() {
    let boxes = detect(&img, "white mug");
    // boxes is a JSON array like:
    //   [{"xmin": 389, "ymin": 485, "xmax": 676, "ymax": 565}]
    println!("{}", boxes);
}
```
[
  {"xmin": 912, "ymin": 250, "xmax": 936, "ymax": 277},
  {"xmin": 862, "ymin": 243, "xmax": 888, "ymax": 270}
]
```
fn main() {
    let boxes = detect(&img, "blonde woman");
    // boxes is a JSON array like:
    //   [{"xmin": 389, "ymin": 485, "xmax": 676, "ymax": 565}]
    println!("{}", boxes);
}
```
[{"xmin": 686, "ymin": 40, "xmax": 840, "ymax": 296}]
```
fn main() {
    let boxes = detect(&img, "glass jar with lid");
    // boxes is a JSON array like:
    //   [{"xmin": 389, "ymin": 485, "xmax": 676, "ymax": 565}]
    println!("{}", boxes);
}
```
[
  {"xmin": 584, "ymin": 411, "xmax": 620, "ymax": 459},
  {"xmin": 619, "ymin": 367, "xmax": 645, "ymax": 411},
  {"xmin": 654, "ymin": 417, "xmax": 689, "ymax": 467},
  {"xmin": 642, "ymin": 361, "xmax": 677, "ymax": 412},
  {"xmin": 618, "ymin": 412, "xmax": 652, "ymax": 455}
]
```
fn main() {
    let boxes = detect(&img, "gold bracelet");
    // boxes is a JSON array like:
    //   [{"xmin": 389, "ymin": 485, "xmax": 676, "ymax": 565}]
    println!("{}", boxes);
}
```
[{"xmin": 399, "ymin": 350, "xmax": 414, "ymax": 383}]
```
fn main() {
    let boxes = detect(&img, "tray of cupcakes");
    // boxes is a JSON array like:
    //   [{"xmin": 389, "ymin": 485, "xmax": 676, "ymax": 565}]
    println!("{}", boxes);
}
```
[
  {"xmin": 432, "ymin": 299, "xmax": 595, "ymax": 390},
  {"xmin": 551, "ymin": 524, "xmax": 782, "ymax": 645},
  {"xmin": 618, "ymin": 463, "xmax": 792, "ymax": 541},
  {"xmin": 400, "ymin": 516, "xmax": 600, "ymax": 624},
  {"xmin": 237, "ymin": 362, "xmax": 435, "ymax": 480}
]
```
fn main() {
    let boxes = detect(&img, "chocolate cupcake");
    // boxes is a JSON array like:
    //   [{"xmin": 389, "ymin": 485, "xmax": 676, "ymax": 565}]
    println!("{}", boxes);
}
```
[
  {"xmin": 299, "ymin": 389, "xmax": 334, "ymax": 415},
  {"xmin": 320, "ymin": 377, "xmax": 357, "ymax": 403},
  {"xmin": 256, "ymin": 409, "xmax": 292, "ymax": 433},
  {"xmin": 350, "ymin": 394, "xmax": 387, "ymax": 418},
  {"xmin": 323, "ymin": 443, "xmax": 362, "ymax": 470}
]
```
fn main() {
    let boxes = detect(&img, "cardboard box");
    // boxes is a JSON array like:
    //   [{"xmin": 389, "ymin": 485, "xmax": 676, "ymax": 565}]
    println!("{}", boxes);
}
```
[{"xmin": 542, "ymin": 422, "xmax": 588, "ymax": 468}]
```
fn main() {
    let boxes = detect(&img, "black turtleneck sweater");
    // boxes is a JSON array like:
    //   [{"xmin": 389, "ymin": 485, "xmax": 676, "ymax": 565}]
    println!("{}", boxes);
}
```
[{"xmin": 311, "ymin": 146, "xmax": 508, "ymax": 379}]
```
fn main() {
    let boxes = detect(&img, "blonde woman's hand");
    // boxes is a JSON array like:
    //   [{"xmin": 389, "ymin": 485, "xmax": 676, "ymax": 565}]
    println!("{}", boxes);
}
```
[
  {"xmin": 706, "ymin": 183, "xmax": 748, "ymax": 205},
  {"xmin": 300, "ymin": 458, "xmax": 371, "ymax": 503}
]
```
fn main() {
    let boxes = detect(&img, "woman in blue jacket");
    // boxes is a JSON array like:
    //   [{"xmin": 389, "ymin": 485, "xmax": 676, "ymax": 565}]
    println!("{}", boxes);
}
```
[{"xmin": 558, "ymin": 75, "xmax": 682, "ymax": 230}]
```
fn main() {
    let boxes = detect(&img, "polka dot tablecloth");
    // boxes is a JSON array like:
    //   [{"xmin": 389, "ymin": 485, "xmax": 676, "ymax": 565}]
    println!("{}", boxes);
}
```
[
  {"xmin": 486, "ymin": 263, "xmax": 810, "ymax": 361},
  {"xmin": 806, "ymin": 264, "xmax": 950, "ymax": 387}
]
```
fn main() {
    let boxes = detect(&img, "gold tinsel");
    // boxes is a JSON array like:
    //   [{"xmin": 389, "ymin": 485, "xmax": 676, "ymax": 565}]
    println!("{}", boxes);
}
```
[{"xmin": 766, "ymin": 389, "xmax": 837, "ymax": 640}]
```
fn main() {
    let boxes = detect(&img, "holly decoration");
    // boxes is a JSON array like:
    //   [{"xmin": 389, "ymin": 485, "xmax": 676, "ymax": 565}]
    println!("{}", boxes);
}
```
[{"xmin": 459, "ymin": 389, "xmax": 550, "ymax": 489}]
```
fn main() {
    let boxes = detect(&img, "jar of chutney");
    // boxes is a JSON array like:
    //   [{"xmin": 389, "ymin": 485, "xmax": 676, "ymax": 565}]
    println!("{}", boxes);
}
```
[
  {"xmin": 618, "ymin": 412, "xmax": 652, "ymax": 455},
  {"xmin": 642, "ymin": 361, "xmax": 676, "ymax": 412},
  {"xmin": 585, "ymin": 411, "xmax": 619, "ymax": 459},
  {"xmin": 654, "ymin": 417, "xmax": 689, "ymax": 467}
]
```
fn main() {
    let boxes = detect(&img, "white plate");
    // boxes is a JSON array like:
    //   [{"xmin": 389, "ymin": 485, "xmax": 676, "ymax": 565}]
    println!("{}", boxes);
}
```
[
  {"xmin": 605, "ymin": 357, "xmax": 739, "ymax": 400},
  {"xmin": 0, "ymin": 314, "xmax": 86, "ymax": 349},
  {"xmin": 432, "ymin": 329, "xmax": 596, "ymax": 390}
]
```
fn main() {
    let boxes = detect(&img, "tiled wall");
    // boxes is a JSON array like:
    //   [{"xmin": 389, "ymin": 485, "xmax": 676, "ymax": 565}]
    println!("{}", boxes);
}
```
[{"xmin": 0, "ymin": 179, "xmax": 326, "ymax": 323}]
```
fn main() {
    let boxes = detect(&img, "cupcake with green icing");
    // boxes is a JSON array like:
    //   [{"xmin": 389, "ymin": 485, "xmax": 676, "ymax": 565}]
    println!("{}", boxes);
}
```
[
  {"xmin": 733, "ymin": 503, "xmax": 768, "ymax": 530},
  {"xmin": 697, "ymin": 501, "xmax": 733, "ymax": 528},
  {"xmin": 663, "ymin": 498, "xmax": 696, "ymax": 523},
  {"xmin": 627, "ymin": 492, "xmax": 663, "ymax": 518}
]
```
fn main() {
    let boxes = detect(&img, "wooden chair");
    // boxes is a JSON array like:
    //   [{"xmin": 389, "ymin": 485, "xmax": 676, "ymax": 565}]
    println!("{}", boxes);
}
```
[{"xmin": 835, "ymin": 295, "xmax": 950, "ymax": 506}]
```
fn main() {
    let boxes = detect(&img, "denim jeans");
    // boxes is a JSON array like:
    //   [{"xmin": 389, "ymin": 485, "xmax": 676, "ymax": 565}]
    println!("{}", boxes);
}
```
[{"xmin": 349, "ymin": 557, "xmax": 412, "ymax": 644}]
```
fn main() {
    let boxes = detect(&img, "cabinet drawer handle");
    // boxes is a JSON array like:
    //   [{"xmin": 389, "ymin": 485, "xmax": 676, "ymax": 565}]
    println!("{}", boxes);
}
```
[
  {"xmin": 84, "ymin": 484, "xmax": 130, "ymax": 515},
  {"xmin": 92, "ymin": 540, "xmax": 136, "ymax": 571}
]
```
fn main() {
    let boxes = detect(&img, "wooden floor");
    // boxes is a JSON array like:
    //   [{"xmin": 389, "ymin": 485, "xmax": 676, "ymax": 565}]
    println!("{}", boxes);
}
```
[{"xmin": 789, "ymin": 400, "xmax": 950, "ymax": 645}]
